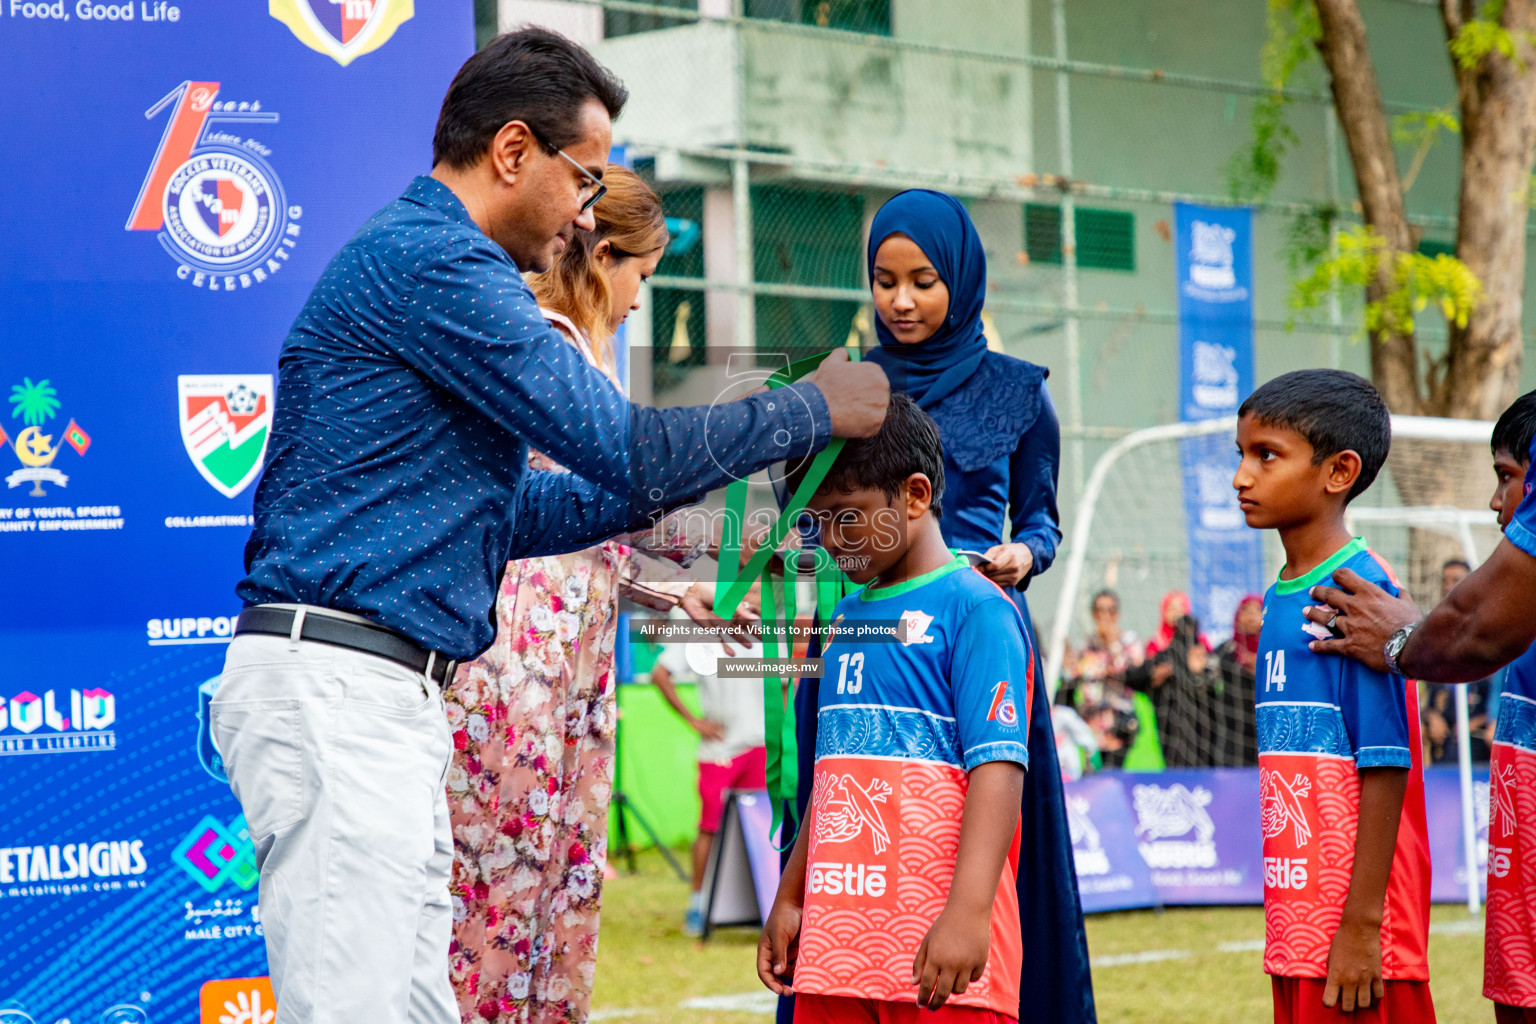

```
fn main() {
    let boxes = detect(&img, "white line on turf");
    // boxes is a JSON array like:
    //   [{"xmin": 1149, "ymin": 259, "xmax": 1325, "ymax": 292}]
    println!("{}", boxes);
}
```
[{"xmin": 680, "ymin": 992, "xmax": 780, "ymax": 1013}]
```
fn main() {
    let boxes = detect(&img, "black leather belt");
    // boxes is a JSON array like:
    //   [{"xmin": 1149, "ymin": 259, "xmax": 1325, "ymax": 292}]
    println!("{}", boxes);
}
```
[{"xmin": 235, "ymin": 607, "xmax": 459, "ymax": 686}]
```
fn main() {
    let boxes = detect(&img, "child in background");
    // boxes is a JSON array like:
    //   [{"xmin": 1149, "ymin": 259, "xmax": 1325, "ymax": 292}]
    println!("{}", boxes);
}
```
[
  {"xmin": 1233, "ymin": 370, "xmax": 1433, "ymax": 1023},
  {"xmin": 757, "ymin": 394, "xmax": 1029, "ymax": 1023},
  {"xmin": 1483, "ymin": 389, "xmax": 1536, "ymax": 1022}
]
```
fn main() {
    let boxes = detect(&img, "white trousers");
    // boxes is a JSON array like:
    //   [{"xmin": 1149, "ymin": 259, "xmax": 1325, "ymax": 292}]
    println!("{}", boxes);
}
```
[{"xmin": 213, "ymin": 629, "xmax": 457, "ymax": 1024}]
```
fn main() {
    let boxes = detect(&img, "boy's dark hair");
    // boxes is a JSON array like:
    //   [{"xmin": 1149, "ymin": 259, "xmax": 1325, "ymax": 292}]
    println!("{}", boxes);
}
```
[
  {"xmin": 1491, "ymin": 389, "xmax": 1536, "ymax": 465},
  {"xmin": 433, "ymin": 27, "xmax": 628, "ymax": 168},
  {"xmin": 1237, "ymin": 369, "xmax": 1391, "ymax": 502},
  {"xmin": 786, "ymin": 392, "xmax": 945, "ymax": 517}
]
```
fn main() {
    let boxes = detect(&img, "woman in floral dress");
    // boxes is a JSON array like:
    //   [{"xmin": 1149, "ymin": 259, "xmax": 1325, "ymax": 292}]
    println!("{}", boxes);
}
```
[{"xmin": 445, "ymin": 168, "xmax": 733, "ymax": 1023}]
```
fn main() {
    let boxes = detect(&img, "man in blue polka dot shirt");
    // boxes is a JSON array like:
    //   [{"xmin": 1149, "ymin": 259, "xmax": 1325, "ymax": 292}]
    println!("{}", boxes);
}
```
[{"xmin": 213, "ymin": 27, "xmax": 890, "ymax": 1023}]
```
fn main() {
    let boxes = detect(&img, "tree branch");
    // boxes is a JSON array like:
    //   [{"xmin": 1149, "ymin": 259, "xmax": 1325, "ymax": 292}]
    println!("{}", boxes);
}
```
[{"xmin": 1313, "ymin": 0, "xmax": 1421, "ymax": 412}]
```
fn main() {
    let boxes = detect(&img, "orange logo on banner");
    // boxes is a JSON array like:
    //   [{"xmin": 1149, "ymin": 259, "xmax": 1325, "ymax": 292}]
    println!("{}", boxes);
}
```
[{"xmin": 200, "ymin": 977, "xmax": 276, "ymax": 1024}]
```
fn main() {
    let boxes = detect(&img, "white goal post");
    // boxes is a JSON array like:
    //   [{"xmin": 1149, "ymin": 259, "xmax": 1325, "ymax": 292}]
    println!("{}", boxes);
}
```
[{"xmin": 1044, "ymin": 414, "xmax": 1497, "ymax": 912}]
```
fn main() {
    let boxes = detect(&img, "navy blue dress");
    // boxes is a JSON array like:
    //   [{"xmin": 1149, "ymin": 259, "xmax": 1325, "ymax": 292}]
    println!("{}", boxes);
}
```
[{"xmin": 782, "ymin": 353, "xmax": 1097, "ymax": 1024}]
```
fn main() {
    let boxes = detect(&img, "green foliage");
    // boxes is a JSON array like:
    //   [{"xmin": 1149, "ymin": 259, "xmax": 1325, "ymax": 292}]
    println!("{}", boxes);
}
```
[
  {"xmin": 1281, "ymin": 206, "xmax": 1338, "ymax": 277},
  {"xmin": 1226, "ymin": 0, "xmax": 1320, "ymax": 202},
  {"xmin": 1391, "ymin": 108, "xmax": 1460, "ymax": 148},
  {"xmin": 1449, "ymin": 0, "xmax": 1527, "ymax": 70},
  {"xmin": 8, "ymin": 377, "xmax": 60, "ymax": 426},
  {"xmin": 1291, "ymin": 226, "xmax": 1483, "ymax": 338}
]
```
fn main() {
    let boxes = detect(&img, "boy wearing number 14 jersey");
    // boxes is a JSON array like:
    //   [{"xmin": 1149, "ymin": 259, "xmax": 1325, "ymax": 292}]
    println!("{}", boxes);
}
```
[
  {"xmin": 758, "ymin": 394, "xmax": 1030, "ymax": 1023},
  {"xmin": 1234, "ymin": 371, "xmax": 1433, "ymax": 1024}
]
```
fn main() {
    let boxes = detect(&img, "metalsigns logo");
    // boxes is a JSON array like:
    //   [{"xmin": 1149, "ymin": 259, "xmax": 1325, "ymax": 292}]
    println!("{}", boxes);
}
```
[
  {"xmin": 269, "ymin": 0, "xmax": 414, "ymax": 66},
  {"xmin": 178, "ymin": 376, "xmax": 274, "ymax": 498},
  {"xmin": 174, "ymin": 814, "xmax": 258, "ymax": 894},
  {"xmin": 126, "ymin": 82, "xmax": 301, "ymax": 291},
  {"xmin": 3, "ymin": 378, "xmax": 90, "ymax": 497},
  {"xmin": 0, "ymin": 687, "xmax": 116, "ymax": 756}
]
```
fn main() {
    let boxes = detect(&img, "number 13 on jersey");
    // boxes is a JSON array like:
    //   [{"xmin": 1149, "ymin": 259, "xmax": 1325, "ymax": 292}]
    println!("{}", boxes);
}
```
[{"xmin": 836, "ymin": 652, "xmax": 865, "ymax": 694}]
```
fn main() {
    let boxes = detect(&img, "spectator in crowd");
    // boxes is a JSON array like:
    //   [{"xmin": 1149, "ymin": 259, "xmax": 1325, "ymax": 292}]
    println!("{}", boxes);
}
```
[
  {"xmin": 1143, "ymin": 590, "xmax": 1211, "ymax": 659},
  {"xmin": 1210, "ymin": 595, "xmax": 1262, "ymax": 767},
  {"xmin": 1422, "ymin": 558, "xmax": 1493, "ymax": 764},
  {"xmin": 1059, "ymin": 589, "xmax": 1142, "ymax": 769},
  {"xmin": 650, "ymin": 638, "xmax": 767, "ymax": 936},
  {"xmin": 1128, "ymin": 613, "xmax": 1216, "ymax": 767}
]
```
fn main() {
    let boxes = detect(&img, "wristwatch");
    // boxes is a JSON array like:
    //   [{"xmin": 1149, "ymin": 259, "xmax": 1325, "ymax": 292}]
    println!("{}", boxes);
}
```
[{"xmin": 1383, "ymin": 622, "xmax": 1420, "ymax": 676}]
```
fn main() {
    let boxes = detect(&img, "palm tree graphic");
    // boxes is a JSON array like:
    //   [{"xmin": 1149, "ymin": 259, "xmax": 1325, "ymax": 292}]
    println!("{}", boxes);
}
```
[{"xmin": 9, "ymin": 377, "xmax": 60, "ymax": 425}]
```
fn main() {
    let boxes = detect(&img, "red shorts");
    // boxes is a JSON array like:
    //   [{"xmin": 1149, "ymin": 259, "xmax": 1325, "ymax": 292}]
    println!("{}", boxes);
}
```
[
  {"xmin": 794, "ymin": 993, "xmax": 1016, "ymax": 1024},
  {"xmin": 697, "ymin": 746, "xmax": 766, "ymax": 832},
  {"xmin": 1271, "ymin": 977, "xmax": 1435, "ymax": 1024}
]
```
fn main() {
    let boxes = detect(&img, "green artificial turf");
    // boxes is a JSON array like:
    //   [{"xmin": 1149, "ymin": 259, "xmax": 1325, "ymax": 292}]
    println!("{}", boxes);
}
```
[{"xmin": 592, "ymin": 849, "xmax": 1487, "ymax": 1023}]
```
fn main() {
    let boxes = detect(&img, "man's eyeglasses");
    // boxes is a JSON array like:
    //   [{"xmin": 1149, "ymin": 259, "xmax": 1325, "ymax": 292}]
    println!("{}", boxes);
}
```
[{"xmin": 528, "ymin": 126, "xmax": 606, "ymax": 213}]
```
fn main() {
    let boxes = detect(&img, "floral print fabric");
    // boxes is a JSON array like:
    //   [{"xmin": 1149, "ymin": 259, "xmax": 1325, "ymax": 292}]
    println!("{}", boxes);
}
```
[{"xmin": 446, "ymin": 546, "xmax": 622, "ymax": 1024}]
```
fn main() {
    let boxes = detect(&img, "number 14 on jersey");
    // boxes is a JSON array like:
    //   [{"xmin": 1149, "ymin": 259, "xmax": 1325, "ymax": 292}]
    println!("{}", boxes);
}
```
[{"xmin": 1263, "ymin": 649, "xmax": 1286, "ymax": 691}]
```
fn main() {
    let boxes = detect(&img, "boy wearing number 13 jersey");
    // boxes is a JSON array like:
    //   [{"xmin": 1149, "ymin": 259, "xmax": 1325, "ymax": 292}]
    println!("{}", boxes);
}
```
[
  {"xmin": 759, "ymin": 394, "xmax": 1030, "ymax": 1023},
  {"xmin": 1235, "ymin": 371, "xmax": 1433, "ymax": 1024}
]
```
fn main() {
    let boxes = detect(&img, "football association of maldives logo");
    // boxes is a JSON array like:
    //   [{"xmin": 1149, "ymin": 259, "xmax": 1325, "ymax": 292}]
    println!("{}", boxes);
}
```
[
  {"xmin": 126, "ymin": 82, "xmax": 301, "ymax": 291},
  {"xmin": 178, "ymin": 375, "xmax": 274, "ymax": 497},
  {"xmin": 270, "ymin": 0, "xmax": 414, "ymax": 66}
]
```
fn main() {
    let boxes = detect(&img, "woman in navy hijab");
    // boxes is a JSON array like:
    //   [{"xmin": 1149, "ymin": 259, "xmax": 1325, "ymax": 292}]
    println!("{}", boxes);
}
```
[{"xmin": 783, "ymin": 190, "xmax": 1096, "ymax": 1024}]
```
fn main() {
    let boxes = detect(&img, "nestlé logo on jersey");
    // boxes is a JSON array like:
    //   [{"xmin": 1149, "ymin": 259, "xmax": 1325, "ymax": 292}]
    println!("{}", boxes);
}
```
[
  {"xmin": 126, "ymin": 82, "xmax": 300, "ymax": 291},
  {"xmin": 0, "ymin": 687, "xmax": 116, "ymax": 756},
  {"xmin": 807, "ymin": 769, "xmax": 894, "ymax": 898}
]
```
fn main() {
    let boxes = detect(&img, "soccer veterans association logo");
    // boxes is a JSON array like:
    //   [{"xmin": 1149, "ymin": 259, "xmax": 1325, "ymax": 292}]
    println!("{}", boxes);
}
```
[
  {"xmin": 270, "ymin": 0, "xmax": 414, "ymax": 66},
  {"xmin": 178, "ymin": 376, "xmax": 274, "ymax": 498},
  {"xmin": 127, "ymin": 82, "xmax": 301, "ymax": 290}
]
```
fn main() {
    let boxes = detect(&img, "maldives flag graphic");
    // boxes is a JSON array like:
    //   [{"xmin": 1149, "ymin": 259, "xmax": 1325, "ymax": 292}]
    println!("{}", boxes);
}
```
[{"xmin": 177, "ymin": 375, "xmax": 274, "ymax": 498}]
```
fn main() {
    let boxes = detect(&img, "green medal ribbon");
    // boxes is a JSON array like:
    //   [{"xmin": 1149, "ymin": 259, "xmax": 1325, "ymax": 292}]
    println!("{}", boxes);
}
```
[{"xmin": 710, "ymin": 349, "xmax": 859, "ymax": 846}]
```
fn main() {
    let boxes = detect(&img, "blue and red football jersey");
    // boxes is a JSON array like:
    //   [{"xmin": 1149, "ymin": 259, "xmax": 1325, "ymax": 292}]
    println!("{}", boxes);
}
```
[
  {"xmin": 793, "ymin": 555, "xmax": 1031, "ymax": 1014},
  {"xmin": 1256, "ymin": 538, "xmax": 1430, "ymax": 981},
  {"xmin": 1486, "ymin": 641, "xmax": 1536, "ymax": 1006}
]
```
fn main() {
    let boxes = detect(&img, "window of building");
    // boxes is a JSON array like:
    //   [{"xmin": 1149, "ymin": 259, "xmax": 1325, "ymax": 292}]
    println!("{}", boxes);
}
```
[
  {"xmin": 651, "ymin": 187, "xmax": 707, "ymax": 387},
  {"xmin": 605, "ymin": 0, "xmax": 697, "ymax": 39},
  {"xmin": 746, "ymin": 0, "xmax": 891, "ymax": 35},
  {"xmin": 1024, "ymin": 204, "xmax": 1137, "ymax": 272},
  {"xmin": 752, "ymin": 184, "xmax": 866, "ymax": 362}
]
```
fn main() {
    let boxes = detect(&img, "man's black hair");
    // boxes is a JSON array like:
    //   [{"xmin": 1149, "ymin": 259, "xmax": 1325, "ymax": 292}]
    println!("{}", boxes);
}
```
[
  {"xmin": 785, "ymin": 392, "xmax": 945, "ymax": 517},
  {"xmin": 432, "ymin": 27, "xmax": 628, "ymax": 168},
  {"xmin": 1492, "ymin": 389, "xmax": 1536, "ymax": 466},
  {"xmin": 1237, "ymin": 369, "xmax": 1391, "ymax": 503}
]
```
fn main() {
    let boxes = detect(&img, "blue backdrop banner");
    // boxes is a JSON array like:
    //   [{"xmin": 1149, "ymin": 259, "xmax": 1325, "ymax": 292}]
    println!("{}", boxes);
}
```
[
  {"xmin": 0, "ymin": 5, "xmax": 472, "ymax": 1021},
  {"xmin": 1173, "ymin": 202, "xmax": 1264, "ymax": 640}
]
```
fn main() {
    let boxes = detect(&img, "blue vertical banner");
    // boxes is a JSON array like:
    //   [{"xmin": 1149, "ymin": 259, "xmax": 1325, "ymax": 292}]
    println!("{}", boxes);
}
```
[
  {"xmin": 0, "ymin": 5, "xmax": 472, "ymax": 1022},
  {"xmin": 1173, "ymin": 203, "xmax": 1263, "ymax": 639}
]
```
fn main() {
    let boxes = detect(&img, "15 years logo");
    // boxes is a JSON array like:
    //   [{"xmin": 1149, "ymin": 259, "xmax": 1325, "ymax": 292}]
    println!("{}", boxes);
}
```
[
  {"xmin": 126, "ymin": 82, "xmax": 301, "ymax": 291},
  {"xmin": 270, "ymin": 0, "xmax": 414, "ymax": 66}
]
